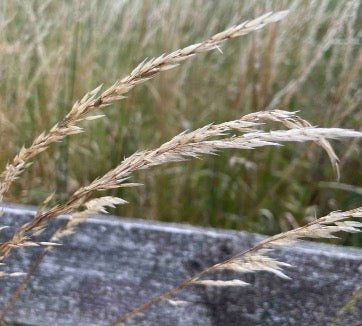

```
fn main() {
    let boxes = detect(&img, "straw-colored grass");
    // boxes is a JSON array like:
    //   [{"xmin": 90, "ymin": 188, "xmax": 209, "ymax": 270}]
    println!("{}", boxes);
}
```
[
  {"xmin": 1, "ymin": 109, "xmax": 361, "ymax": 260},
  {"xmin": 0, "ymin": 10, "xmax": 289, "ymax": 203},
  {"xmin": 112, "ymin": 206, "xmax": 362, "ymax": 324},
  {"xmin": 0, "ymin": 1, "xmax": 360, "ymax": 241},
  {"xmin": 0, "ymin": 1, "xmax": 361, "ymax": 323}
]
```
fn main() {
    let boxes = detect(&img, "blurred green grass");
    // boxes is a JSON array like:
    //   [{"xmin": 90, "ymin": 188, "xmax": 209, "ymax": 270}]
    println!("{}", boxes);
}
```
[{"xmin": 0, "ymin": 0, "xmax": 361, "ymax": 245}]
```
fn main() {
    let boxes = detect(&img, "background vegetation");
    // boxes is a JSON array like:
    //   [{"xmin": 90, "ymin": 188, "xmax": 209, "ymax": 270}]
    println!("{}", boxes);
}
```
[{"xmin": 0, "ymin": 0, "xmax": 361, "ymax": 244}]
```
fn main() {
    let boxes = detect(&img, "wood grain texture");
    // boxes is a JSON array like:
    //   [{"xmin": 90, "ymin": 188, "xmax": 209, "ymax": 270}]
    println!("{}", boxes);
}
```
[{"xmin": 1, "ymin": 203, "xmax": 361, "ymax": 325}]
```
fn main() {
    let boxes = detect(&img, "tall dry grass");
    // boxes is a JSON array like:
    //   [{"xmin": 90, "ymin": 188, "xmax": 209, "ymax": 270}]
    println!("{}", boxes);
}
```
[
  {"xmin": 0, "ymin": 0, "xmax": 361, "ymax": 240},
  {"xmin": 0, "ymin": 1, "xmax": 361, "ymax": 323}
]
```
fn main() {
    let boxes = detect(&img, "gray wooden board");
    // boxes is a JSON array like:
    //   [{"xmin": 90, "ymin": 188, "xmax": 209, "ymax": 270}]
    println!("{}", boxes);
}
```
[{"xmin": 0, "ymin": 203, "xmax": 361, "ymax": 325}]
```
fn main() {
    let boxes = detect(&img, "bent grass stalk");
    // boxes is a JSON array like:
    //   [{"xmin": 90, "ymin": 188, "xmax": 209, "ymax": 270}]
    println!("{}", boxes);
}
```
[
  {"xmin": 0, "ymin": 110, "xmax": 310, "ymax": 261},
  {"xmin": 0, "ymin": 109, "xmax": 301, "ymax": 259},
  {"xmin": 2, "ymin": 110, "xmax": 361, "ymax": 261}
]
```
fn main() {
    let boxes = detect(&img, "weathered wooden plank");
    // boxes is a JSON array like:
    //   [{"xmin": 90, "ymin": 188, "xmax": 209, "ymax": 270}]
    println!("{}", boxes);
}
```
[{"xmin": 0, "ymin": 203, "xmax": 361, "ymax": 325}]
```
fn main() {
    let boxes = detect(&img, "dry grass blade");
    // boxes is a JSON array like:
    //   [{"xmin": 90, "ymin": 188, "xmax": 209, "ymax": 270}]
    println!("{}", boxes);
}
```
[
  {"xmin": 0, "ymin": 110, "xmax": 360, "ymax": 263},
  {"xmin": 0, "ymin": 10, "xmax": 289, "ymax": 204},
  {"xmin": 111, "ymin": 207, "xmax": 362, "ymax": 324}
]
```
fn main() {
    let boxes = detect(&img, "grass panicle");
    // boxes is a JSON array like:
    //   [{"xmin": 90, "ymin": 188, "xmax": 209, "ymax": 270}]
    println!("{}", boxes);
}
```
[
  {"xmin": 0, "ymin": 10, "xmax": 288, "ymax": 204},
  {"xmin": 112, "ymin": 207, "xmax": 362, "ymax": 324},
  {"xmin": 1, "ymin": 109, "xmax": 361, "ymax": 262}
]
